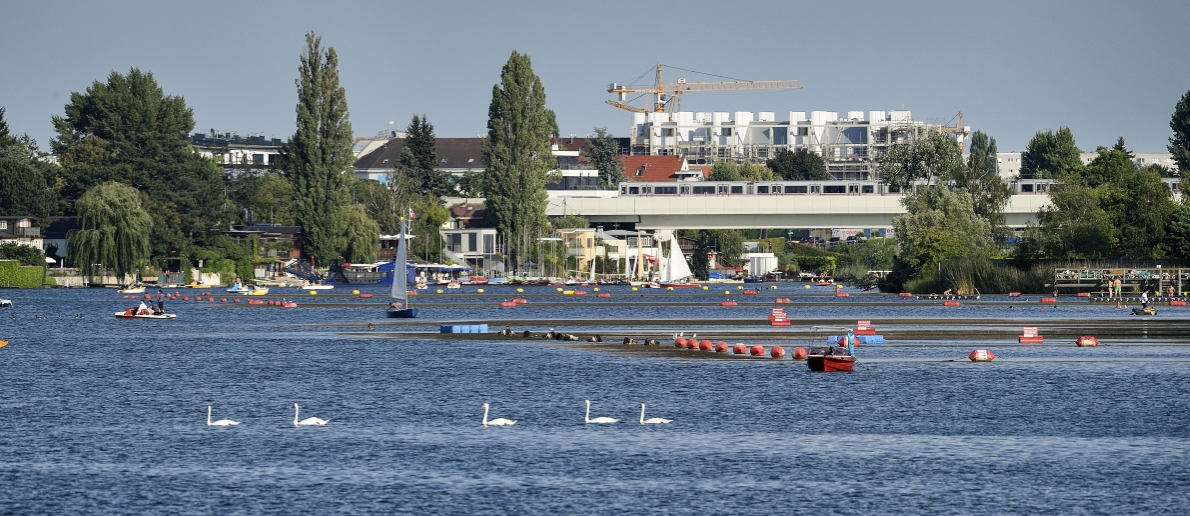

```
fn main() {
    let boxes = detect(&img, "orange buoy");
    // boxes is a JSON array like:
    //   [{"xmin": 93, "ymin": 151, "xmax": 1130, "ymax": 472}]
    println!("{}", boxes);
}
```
[
  {"xmin": 1075, "ymin": 336, "xmax": 1100, "ymax": 347},
  {"xmin": 898, "ymin": 292, "xmax": 913, "ymax": 298},
  {"xmin": 1040, "ymin": 297, "xmax": 1058, "ymax": 304},
  {"xmin": 792, "ymin": 347, "xmax": 807, "ymax": 360},
  {"xmin": 968, "ymin": 349, "xmax": 996, "ymax": 362},
  {"xmin": 733, "ymin": 343, "xmax": 746, "ymax": 354},
  {"xmin": 720, "ymin": 300, "xmax": 738, "ymax": 307},
  {"xmin": 498, "ymin": 301, "xmax": 517, "ymax": 307},
  {"xmin": 943, "ymin": 300, "xmax": 960, "ymax": 307},
  {"xmin": 835, "ymin": 292, "xmax": 850, "ymax": 298},
  {"xmin": 234, "ymin": 298, "xmax": 241, "ymax": 303},
  {"xmin": 675, "ymin": 337, "xmax": 688, "ymax": 348},
  {"xmin": 750, "ymin": 345, "xmax": 764, "ymax": 356},
  {"xmin": 220, "ymin": 298, "xmax": 227, "ymax": 303},
  {"xmin": 715, "ymin": 341, "xmax": 728, "ymax": 353},
  {"xmin": 771, "ymin": 346, "xmax": 785, "ymax": 358},
  {"xmin": 699, "ymin": 340, "xmax": 712, "ymax": 351}
]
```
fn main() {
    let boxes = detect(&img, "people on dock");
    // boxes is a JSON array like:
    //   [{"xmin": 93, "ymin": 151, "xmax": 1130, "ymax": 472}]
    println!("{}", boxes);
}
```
[
  {"xmin": 1141, "ymin": 290, "xmax": 1150, "ymax": 309},
  {"xmin": 1114, "ymin": 278, "xmax": 1122, "ymax": 299},
  {"xmin": 1168, "ymin": 286, "xmax": 1176, "ymax": 298}
]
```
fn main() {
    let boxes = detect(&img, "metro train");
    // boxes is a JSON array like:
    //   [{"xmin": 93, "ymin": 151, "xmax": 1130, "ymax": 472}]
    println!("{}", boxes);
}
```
[{"xmin": 618, "ymin": 178, "xmax": 1181, "ymax": 197}]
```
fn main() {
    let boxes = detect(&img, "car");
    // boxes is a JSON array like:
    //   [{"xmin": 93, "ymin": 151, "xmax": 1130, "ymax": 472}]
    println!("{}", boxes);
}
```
[
  {"xmin": 845, "ymin": 235, "xmax": 862, "ymax": 244},
  {"xmin": 828, "ymin": 237, "xmax": 841, "ymax": 245}
]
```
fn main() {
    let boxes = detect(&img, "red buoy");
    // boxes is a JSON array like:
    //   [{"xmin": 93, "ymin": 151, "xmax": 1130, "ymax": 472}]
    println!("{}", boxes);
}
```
[
  {"xmin": 675, "ymin": 337, "xmax": 688, "ymax": 348},
  {"xmin": 733, "ymin": 343, "xmax": 746, "ymax": 354},
  {"xmin": 513, "ymin": 298, "xmax": 528, "ymax": 304},
  {"xmin": 207, "ymin": 297, "xmax": 215, "ymax": 302},
  {"xmin": 968, "ymin": 349, "xmax": 996, "ymax": 362},
  {"xmin": 1075, "ymin": 336, "xmax": 1100, "ymax": 347},
  {"xmin": 771, "ymin": 346, "xmax": 785, "ymax": 358},
  {"xmin": 715, "ymin": 342, "xmax": 728, "ymax": 353},
  {"xmin": 898, "ymin": 292, "xmax": 913, "ymax": 298},
  {"xmin": 743, "ymin": 289, "xmax": 758, "ymax": 295},
  {"xmin": 775, "ymin": 297, "xmax": 791, "ymax": 303},
  {"xmin": 835, "ymin": 292, "xmax": 850, "ymax": 298},
  {"xmin": 359, "ymin": 293, "xmax": 373, "ymax": 298},
  {"xmin": 234, "ymin": 298, "xmax": 241, "ymax": 303},
  {"xmin": 943, "ymin": 300, "xmax": 961, "ymax": 307},
  {"xmin": 220, "ymin": 298, "xmax": 227, "ymax": 303},
  {"xmin": 183, "ymin": 296, "xmax": 189, "ymax": 301},
  {"xmin": 699, "ymin": 340, "xmax": 712, "ymax": 351},
  {"xmin": 498, "ymin": 301, "xmax": 517, "ymax": 307},
  {"xmin": 685, "ymin": 339, "xmax": 698, "ymax": 349},
  {"xmin": 792, "ymin": 347, "xmax": 807, "ymax": 360},
  {"xmin": 596, "ymin": 293, "xmax": 611, "ymax": 298},
  {"xmin": 1040, "ymin": 297, "xmax": 1058, "ymax": 304},
  {"xmin": 750, "ymin": 345, "xmax": 764, "ymax": 356},
  {"xmin": 720, "ymin": 300, "xmax": 738, "ymax": 306}
]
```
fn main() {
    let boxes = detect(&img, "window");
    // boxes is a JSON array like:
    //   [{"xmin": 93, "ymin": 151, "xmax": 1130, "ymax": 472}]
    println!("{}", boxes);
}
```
[
  {"xmin": 721, "ymin": 128, "xmax": 733, "ymax": 137},
  {"xmin": 382, "ymin": 159, "xmax": 389, "ymax": 164},
  {"xmin": 1021, "ymin": 184, "xmax": 1034, "ymax": 193},
  {"xmin": 440, "ymin": 158, "xmax": 448, "ymax": 164},
  {"xmin": 785, "ymin": 185, "xmax": 808, "ymax": 194},
  {"xmin": 862, "ymin": 185, "xmax": 874, "ymax": 193},
  {"xmin": 0, "ymin": 221, "xmax": 6, "ymax": 229},
  {"xmin": 656, "ymin": 186, "xmax": 677, "ymax": 195},
  {"xmin": 718, "ymin": 185, "xmax": 729, "ymax": 194},
  {"xmin": 824, "ymin": 185, "xmax": 846, "ymax": 194},
  {"xmin": 730, "ymin": 185, "xmax": 743, "ymax": 194},
  {"xmin": 797, "ymin": 127, "xmax": 809, "ymax": 136},
  {"xmin": 628, "ymin": 187, "xmax": 640, "ymax": 194},
  {"xmin": 635, "ymin": 168, "xmax": 644, "ymax": 176},
  {"xmin": 757, "ymin": 186, "xmax": 769, "ymax": 194},
  {"xmin": 693, "ymin": 186, "xmax": 716, "ymax": 194},
  {"xmin": 467, "ymin": 158, "xmax": 474, "ymax": 163},
  {"xmin": 810, "ymin": 185, "xmax": 821, "ymax": 194},
  {"xmin": 661, "ymin": 128, "xmax": 674, "ymax": 137}
]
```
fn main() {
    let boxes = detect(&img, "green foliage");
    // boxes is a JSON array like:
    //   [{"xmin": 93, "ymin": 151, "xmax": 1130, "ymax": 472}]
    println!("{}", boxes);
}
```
[
  {"xmin": 967, "ymin": 131, "xmax": 998, "ymax": 177},
  {"xmin": 0, "ymin": 107, "xmax": 15, "ymax": 148},
  {"xmin": 1169, "ymin": 89, "xmax": 1190, "ymax": 173},
  {"xmin": 0, "ymin": 260, "xmax": 45, "ymax": 288},
  {"xmin": 451, "ymin": 170, "xmax": 486, "ymax": 198},
  {"xmin": 1020, "ymin": 127, "xmax": 1081, "ymax": 179},
  {"xmin": 342, "ymin": 204, "xmax": 379, "ymax": 263},
  {"xmin": 707, "ymin": 160, "xmax": 774, "ymax": 182},
  {"xmin": 878, "ymin": 131, "xmax": 963, "ymax": 189},
  {"xmin": 283, "ymin": 32, "xmax": 354, "ymax": 265},
  {"xmin": 1165, "ymin": 204, "xmax": 1190, "ymax": 259},
  {"xmin": 550, "ymin": 214, "xmax": 588, "ymax": 230},
  {"xmin": 766, "ymin": 148, "xmax": 829, "ymax": 180},
  {"xmin": 681, "ymin": 229, "xmax": 745, "ymax": 280},
  {"xmin": 903, "ymin": 258, "xmax": 1050, "ymax": 295},
  {"xmin": 0, "ymin": 153, "xmax": 56, "ymax": 217},
  {"xmin": 586, "ymin": 127, "xmax": 624, "ymax": 188},
  {"xmin": 410, "ymin": 197, "xmax": 449, "ymax": 262},
  {"xmin": 226, "ymin": 169, "xmax": 295, "ymax": 225},
  {"xmin": 892, "ymin": 187, "xmax": 993, "ymax": 280},
  {"xmin": 403, "ymin": 115, "xmax": 451, "ymax": 197},
  {"xmin": 955, "ymin": 132, "xmax": 1011, "ymax": 239},
  {"xmin": 482, "ymin": 51, "xmax": 553, "ymax": 270},
  {"xmin": 67, "ymin": 181, "xmax": 152, "ymax": 277},
  {"xmin": 50, "ymin": 68, "xmax": 226, "ymax": 256},
  {"xmin": 1036, "ymin": 177, "xmax": 1115, "ymax": 258},
  {"xmin": 0, "ymin": 243, "xmax": 45, "ymax": 265}
]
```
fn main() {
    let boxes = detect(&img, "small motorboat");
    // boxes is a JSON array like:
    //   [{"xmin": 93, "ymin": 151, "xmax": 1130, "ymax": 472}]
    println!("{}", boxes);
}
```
[
  {"xmin": 1132, "ymin": 306, "xmax": 1157, "ymax": 316},
  {"xmin": 0, "ymin": 339, "xmax": 8, "ymax": 349},
  {"xmin": 806, "ymin": 354, "xmax": 856, "ymax": 372},
  {"xmin": 229, "ymin": 285, "xmax": 269, "ymax": 295},
  {"xmin": 446, "ymin": 281, "xmax": 461, "ymax": 289},
  {"xmin": 117, "ymin": 285, "xmax": 146, "ymax": 294},
  {"xmin": 115, "ymin": 308, "xmax": 177, "ymax": 320},
  {"xmin": 297, "ymin": 283, "xmax": 334, "ymax": 290},
  {"xmin": 0, "ymin": 298, "xmax": 11, "ymax": 307}
]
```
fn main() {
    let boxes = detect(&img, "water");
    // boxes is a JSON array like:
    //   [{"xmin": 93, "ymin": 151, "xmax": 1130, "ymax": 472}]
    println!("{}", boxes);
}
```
[{"xmin": 2, "ymin": 286, "xmax": 1189, "ymax": 514}]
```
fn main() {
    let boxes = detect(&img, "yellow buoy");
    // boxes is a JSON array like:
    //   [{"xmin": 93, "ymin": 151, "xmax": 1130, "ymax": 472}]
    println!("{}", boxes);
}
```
[
  {"xmin": 352, "ymin": 289, "xmax": 360, "ymax": 295},
  {"xmin": 593, "ymin": 287, "xmax": 599, "ymax": 292},
  {"xmin": 309, "ymin": 290, "xmax": 317, "ymax": 295},
  {"xmin": 437, "ymin": 289, "xmax": 444, "ymax": 294},
  {"xmin": 725, "ymin": 290, "xmax": 731, "ymax": 295},
  {"xmin": 770, "ymin": 285, "xmax": 778, "ymax": 290},
  {"xmin": 477, "ymin": 288, "xmax": 484, "ymax": 293},
  {"xmin": 737, "ymin": 285, "xmax": 744, "ymax": 290},
  {"xmin": 702, "ymin": 286, "xmax": 709, "ymax": 290},
  {"xmin": 666, "ymin": 286, "xmax": 674, "ymax": 291},
  {"xmin": 556, "ymin": 287, "xmax": 563, "ymax": 292},
  {"xmin": 564, "ymin": 290, "xmax": 575, "ymax": 295},
  {"xmin": 631, "ymin": 287, "xmax": 638, "ymax": 291},
  {"xmin": 804, "ymin": 285, "xmax": 811, "ymax": 289},
  {"xmin": 516, "ymin": 288, "xmax": 524, "ymax": 293}
]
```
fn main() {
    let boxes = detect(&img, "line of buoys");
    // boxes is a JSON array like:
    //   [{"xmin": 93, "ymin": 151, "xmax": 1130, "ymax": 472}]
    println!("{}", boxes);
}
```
[
  {"xmin": 1075, "ymin": 336, "xmax": 1099, "ymax": 347},
  {"xmin": 968, "ymin": 349, "xmax": 996, "ymax": 362},
  {"xmin": 1171, "ymin": 299, "xmax": 1187, "ymax": 307}
]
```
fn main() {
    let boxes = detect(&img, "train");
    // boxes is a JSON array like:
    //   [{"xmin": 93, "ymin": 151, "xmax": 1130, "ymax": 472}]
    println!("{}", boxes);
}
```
[{"xmin": 617, "ymin": 178, "xmax": 1181, "ymax": 197}]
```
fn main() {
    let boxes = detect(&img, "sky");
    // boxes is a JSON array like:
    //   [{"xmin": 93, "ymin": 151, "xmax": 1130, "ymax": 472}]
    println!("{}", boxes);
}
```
[{"xmin": 2, "ymin": 1, "xmax": 1189, "ymax": 155}]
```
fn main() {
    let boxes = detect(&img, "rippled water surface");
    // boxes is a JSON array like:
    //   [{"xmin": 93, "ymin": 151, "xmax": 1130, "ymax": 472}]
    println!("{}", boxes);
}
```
[{"xmin": 2, "ymin": 285, "xmax": 1189, "ymax": 514}]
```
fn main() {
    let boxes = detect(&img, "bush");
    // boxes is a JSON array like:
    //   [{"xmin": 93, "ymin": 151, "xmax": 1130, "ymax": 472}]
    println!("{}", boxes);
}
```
[
  {"xmin": 0, "ymin": 243, "xmax": 45, "ymax": 266},
  {"xmin": 903, "ymin": 258, "xmax": 1050, "ymax": 295},
  {"xmin": 0, "ymin": 260, "xmax": 45, "ymax": 288}
]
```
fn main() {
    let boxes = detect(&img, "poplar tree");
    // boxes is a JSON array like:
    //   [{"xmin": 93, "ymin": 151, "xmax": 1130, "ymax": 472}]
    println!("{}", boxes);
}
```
[
  {"xmin": 482, "ymin": 51, "xmax": 552, "ymax": 272},
  {"xmin": 283, "ymin": 32, "xmax": 354, "ymax": 265},
  {"xmin": 1169, "ymin": 89, "xmax": 1190, "ymax": 173},
  {"xmin": 402, "ymin": 114, "xmax": 450, "ymax": 197}
]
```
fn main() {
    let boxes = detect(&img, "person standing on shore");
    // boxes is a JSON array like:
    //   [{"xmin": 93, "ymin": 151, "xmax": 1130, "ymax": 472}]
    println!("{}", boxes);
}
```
[
  {"xmin": 1141, "ymin": 289, "xmax": 1150, "ymax": 309},
  {"xmin": 1114, "ymin": 278, "xmax": 1122, "ymax": 299}
]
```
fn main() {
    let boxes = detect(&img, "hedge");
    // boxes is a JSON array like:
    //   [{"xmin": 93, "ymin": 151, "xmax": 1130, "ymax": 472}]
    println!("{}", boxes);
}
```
[{"xmin": 0, "ymin": 260, "xmax": 46, "ymax": 288}]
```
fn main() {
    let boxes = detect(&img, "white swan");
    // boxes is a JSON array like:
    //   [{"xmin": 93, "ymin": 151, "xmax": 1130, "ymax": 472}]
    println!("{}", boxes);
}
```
[
  {"xmin": 293, "ymin": 403, "xmax": 329, "ymax": 426},
  {"xmin": 481, "ymin": 403, "xmax": 516, "ymax": 426},
  {"xmin": 639, "ymin": 403, "xmax": 672, "ymax": 424},
  {"xmin": 207, "ymin": 405, "xmax": 240, "ymax": 426},
  {"xmin": 584, "ymin": 399, "xmax": 618, "ymax": 424}
]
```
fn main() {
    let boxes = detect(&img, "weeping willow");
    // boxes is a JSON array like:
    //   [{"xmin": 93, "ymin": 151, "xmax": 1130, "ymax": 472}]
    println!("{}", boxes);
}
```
[
  {"xmin": 67, "ymin": 182, "xmax": 152, "ymax": 278},
  {"xmin": 341, "ymin": 203, "xmax": 379, "ymax": 263}
]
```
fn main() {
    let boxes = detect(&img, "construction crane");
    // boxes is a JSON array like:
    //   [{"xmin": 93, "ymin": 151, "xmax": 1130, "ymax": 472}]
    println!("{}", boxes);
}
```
[
  {"xmin": 606, "ymin": 63, "xmax": 803, "ymax": 114},
  {"xmin": 936, "ymin": 112, "xmax": 972, "ymax": 151}
]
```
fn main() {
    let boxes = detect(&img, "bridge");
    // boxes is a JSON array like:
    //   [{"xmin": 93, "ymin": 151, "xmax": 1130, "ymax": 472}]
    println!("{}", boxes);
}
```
[{"xmin": 545, "ymin": 193, "xmax": 1051, "ymax": 230}]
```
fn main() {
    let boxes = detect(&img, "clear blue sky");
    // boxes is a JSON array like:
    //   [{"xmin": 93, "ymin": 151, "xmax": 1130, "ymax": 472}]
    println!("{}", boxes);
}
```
[{"xmin": 3, "ymin": 1, "xmax": 1188, "ymax": 154}]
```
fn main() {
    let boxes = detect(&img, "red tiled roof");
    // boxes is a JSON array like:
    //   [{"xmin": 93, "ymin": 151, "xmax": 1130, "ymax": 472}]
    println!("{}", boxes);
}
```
[{"xmin": 622, "ymin": 155, "xmax": 700, "ymax": 182}]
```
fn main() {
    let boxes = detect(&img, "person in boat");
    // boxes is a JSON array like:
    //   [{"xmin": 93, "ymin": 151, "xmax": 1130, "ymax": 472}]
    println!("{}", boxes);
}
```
[
  {"xmin": 155, "ymin": 289, "xmax": 165, "ymax": 314},
  {"xmin": 137, "ymin": 300, "xmax": 149, "ymax": 315},
  {"xmin": 1141, "ymin": 290, "xmax": 1150, "ymax": 309},
  {"xmin": 388, "ymin": 301, "xmax": 403, "ymax": 310}
]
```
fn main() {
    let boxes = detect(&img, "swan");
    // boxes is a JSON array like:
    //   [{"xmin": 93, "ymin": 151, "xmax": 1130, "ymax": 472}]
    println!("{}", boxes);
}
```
[
  {"xmin": 293, "ymin": 403, "xmax": 329, "ymax": 426},
  {"xmin": 584, "ymin": 399, "xmax": 618, "ymax": 424},
  {"xmin": 207, "ymin": 405, "xmax": 240, "ymax": 426},
  {"xmin": 639, "ymin": 403, "xmax": 672, "ymax": 424},
  {"xmin": 481, "ymin": 403, "xmax": 516, "ymax": 426}
]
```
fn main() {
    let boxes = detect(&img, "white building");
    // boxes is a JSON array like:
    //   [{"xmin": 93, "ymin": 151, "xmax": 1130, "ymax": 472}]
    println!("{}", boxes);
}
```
[{"xmin": 996, "ymin": 151, "xmax": 1176, "ymax": 180}]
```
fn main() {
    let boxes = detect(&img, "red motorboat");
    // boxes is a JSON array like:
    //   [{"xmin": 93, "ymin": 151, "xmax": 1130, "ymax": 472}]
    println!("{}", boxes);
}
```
[{"xmin": 806, "ymin": 354, "xmax": 855, "ymax": 372}]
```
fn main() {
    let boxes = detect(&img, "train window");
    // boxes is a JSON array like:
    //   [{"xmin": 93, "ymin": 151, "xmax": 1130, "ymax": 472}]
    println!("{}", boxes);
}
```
[
  {"xmin": 785, "ymin": 185, "xmax": 807, "ymax": 194},
  {"xmin": 642, "ymin": 186, "xmax": 652, "ymax": 194},
  {"xmin": 810, "ymin": 185, "xmax": 821, "ymax": 194},
  {"xmin": 628, "ymin": 187, "xmax": 640, "ymax": 194},
  {"xmin": 656, "ymin": 186, "xmax": 677, "ymax": 195},
  {"xmin": 1037, "ymin": 183, "xmax": 1047, "ymax": 193},
  {"xmin": 693, "ymin": 186, "xmax": 715, "ymax": 194},
  {"xmin": 1021, "ymin": 184, "xmax": 1034, "ymax": 193},
  {"xmin": 730, "ymin": 185, "xmax": 744, "ymax": 194},
  {"xmin": 862, "ymin": 185, "xmax": 874, "ymax": 193},
  {"xmin": 680, "ymin": 185, "xmax": 691, "ymax": 195},
  {"xmin": 718, "ymin": 185, "xmax": 729, "ymax": 194},
  {"xmin": 757, "ymin": 186, "xmax": 769, "ymax": 194},
  {"xmin": 848, "ymin": 184, "xmax": 859, "ymax": 194},
  {"xmin": 620, "ymin": 185, "xmax": 627, "ymax": 194},
  {"xmin": 771, "ymin": 184, "xmax": 781, "ymax": 194},
  {"xmin": 824, "ymin": 185, "xmax": 846, "ymax": 194}
]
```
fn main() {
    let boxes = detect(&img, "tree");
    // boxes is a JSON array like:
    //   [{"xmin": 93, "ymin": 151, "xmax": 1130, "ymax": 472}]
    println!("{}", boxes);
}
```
[
  {"xmin": 403, "ymin": 114, "xmax": 451, "ymax": 198},
  {"xmin": 891, "ymin": 187, "xmax": 992, "ymax": 279},
  {"xmin": 766, "ymin": 148, "xmax": 829, "ymax": 180},
  {"xmin": 1165, "ymin": 204, "xmax": 1190, "ymax": 259},
  {"xmin": 0, "ymin": 110, "xmax": 56, "ymax": 217},
  {"xmin": 482, "ymin": 51, "xmax": 553, "ymax": 272},
  {"xmin": 967, "ymin": 131, "xmax": 998, "ymax": 176},
  {"xmin": 551, "ymin": 214, "xmax": 588, "ymax": 230},
  {"xmin": 585, "ymin": 127, "xmax": 624, "ymax": 188},
  {"xmin": 955, "ymin": 131, "xmax": 1010, "ymax": 239},
  {"xmin": 1020, "ymin": 127, "xmax": 1081, "ymax": 179},
  {"xmin": 878, "ymin": 131, "xmax": 963, "ymax": 189},
  {"xmin": 1170, "ymin": 89, "xmax": 1190, "ymax": 173},
  {"xmin": 0, "ymin": 242, "xmax": 45, "ymax": 266},
  {"xmin": 226, "ymin": 169, "xmax": 296, "ymax": 226},
  {"xmin": 1035, "ymin": 177, "xmax": 1115, "ymax": 258},
  {"xmin": 410, "ymin": 197, "xmax": 449, "ymax": 262},
  {"xmin": 1112, "ymin": 136, "xmax": 1135, "ymax": 160},
  {"xmin": 0, "ymin": 107, "xmax": 17, "ymax": 148},
  {"xmin": 341, "ymin": 203, "xmax": 379, "ymax": 263},
  {"xmin": 282, "ymin": 32, "xmax": 354, "ymax": 265},
  {"xmin": 50, "ymin": 69, "xmax": 226, "ymax": 257},
  {"xmin": 708, "ymin": 160, "xmax": 773, "ymax": 182},
  {"xmin": 682, "ymin": 229, "xmax": 745, "ymax": 280},
  {"xmin": 67, "ymin": 181, "xmax": 152, "ymax": 277}
]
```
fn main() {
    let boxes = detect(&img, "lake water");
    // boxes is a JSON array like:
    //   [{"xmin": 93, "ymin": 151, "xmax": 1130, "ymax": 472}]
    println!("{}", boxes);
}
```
[{"xmin": 2, "ymin": 285, "xmax": 1189, "ymax": 514}]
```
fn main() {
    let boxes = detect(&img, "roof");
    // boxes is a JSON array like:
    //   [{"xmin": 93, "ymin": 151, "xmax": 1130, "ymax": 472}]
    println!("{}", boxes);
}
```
[
  {"xmin": 448, "ymin": 202, "xmax": 486, "ymax": 228},
  {"xmin": 622, "ymin": 155, "xmax": 701, "ymax": 182},
  {"xmin": 354, "ymin": 137, "xmax": 484, "ymax": 171},
  {"xmin": 552, "ymin": 137, "xmax": 589, "ymax": 152}
]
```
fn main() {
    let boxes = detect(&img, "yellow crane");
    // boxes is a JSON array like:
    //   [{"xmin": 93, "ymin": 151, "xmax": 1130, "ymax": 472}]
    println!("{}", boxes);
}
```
[
  {"xmin": 935, "ymin": 112, "xmax": 971, "ymax": 151},
  {"xmin": 606, "ymin": 63, "xmax": 803, "ymax": 114}
]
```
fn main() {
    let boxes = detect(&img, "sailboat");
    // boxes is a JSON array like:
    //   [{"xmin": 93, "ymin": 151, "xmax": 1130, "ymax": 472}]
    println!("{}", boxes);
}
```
[
  {"xmin": 659, "ymin": 233, "xmax": 698, "ymax": 288},
  {"xmin": 385, "ymin": 219, "xmax": 418, "ymax": 318}
]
